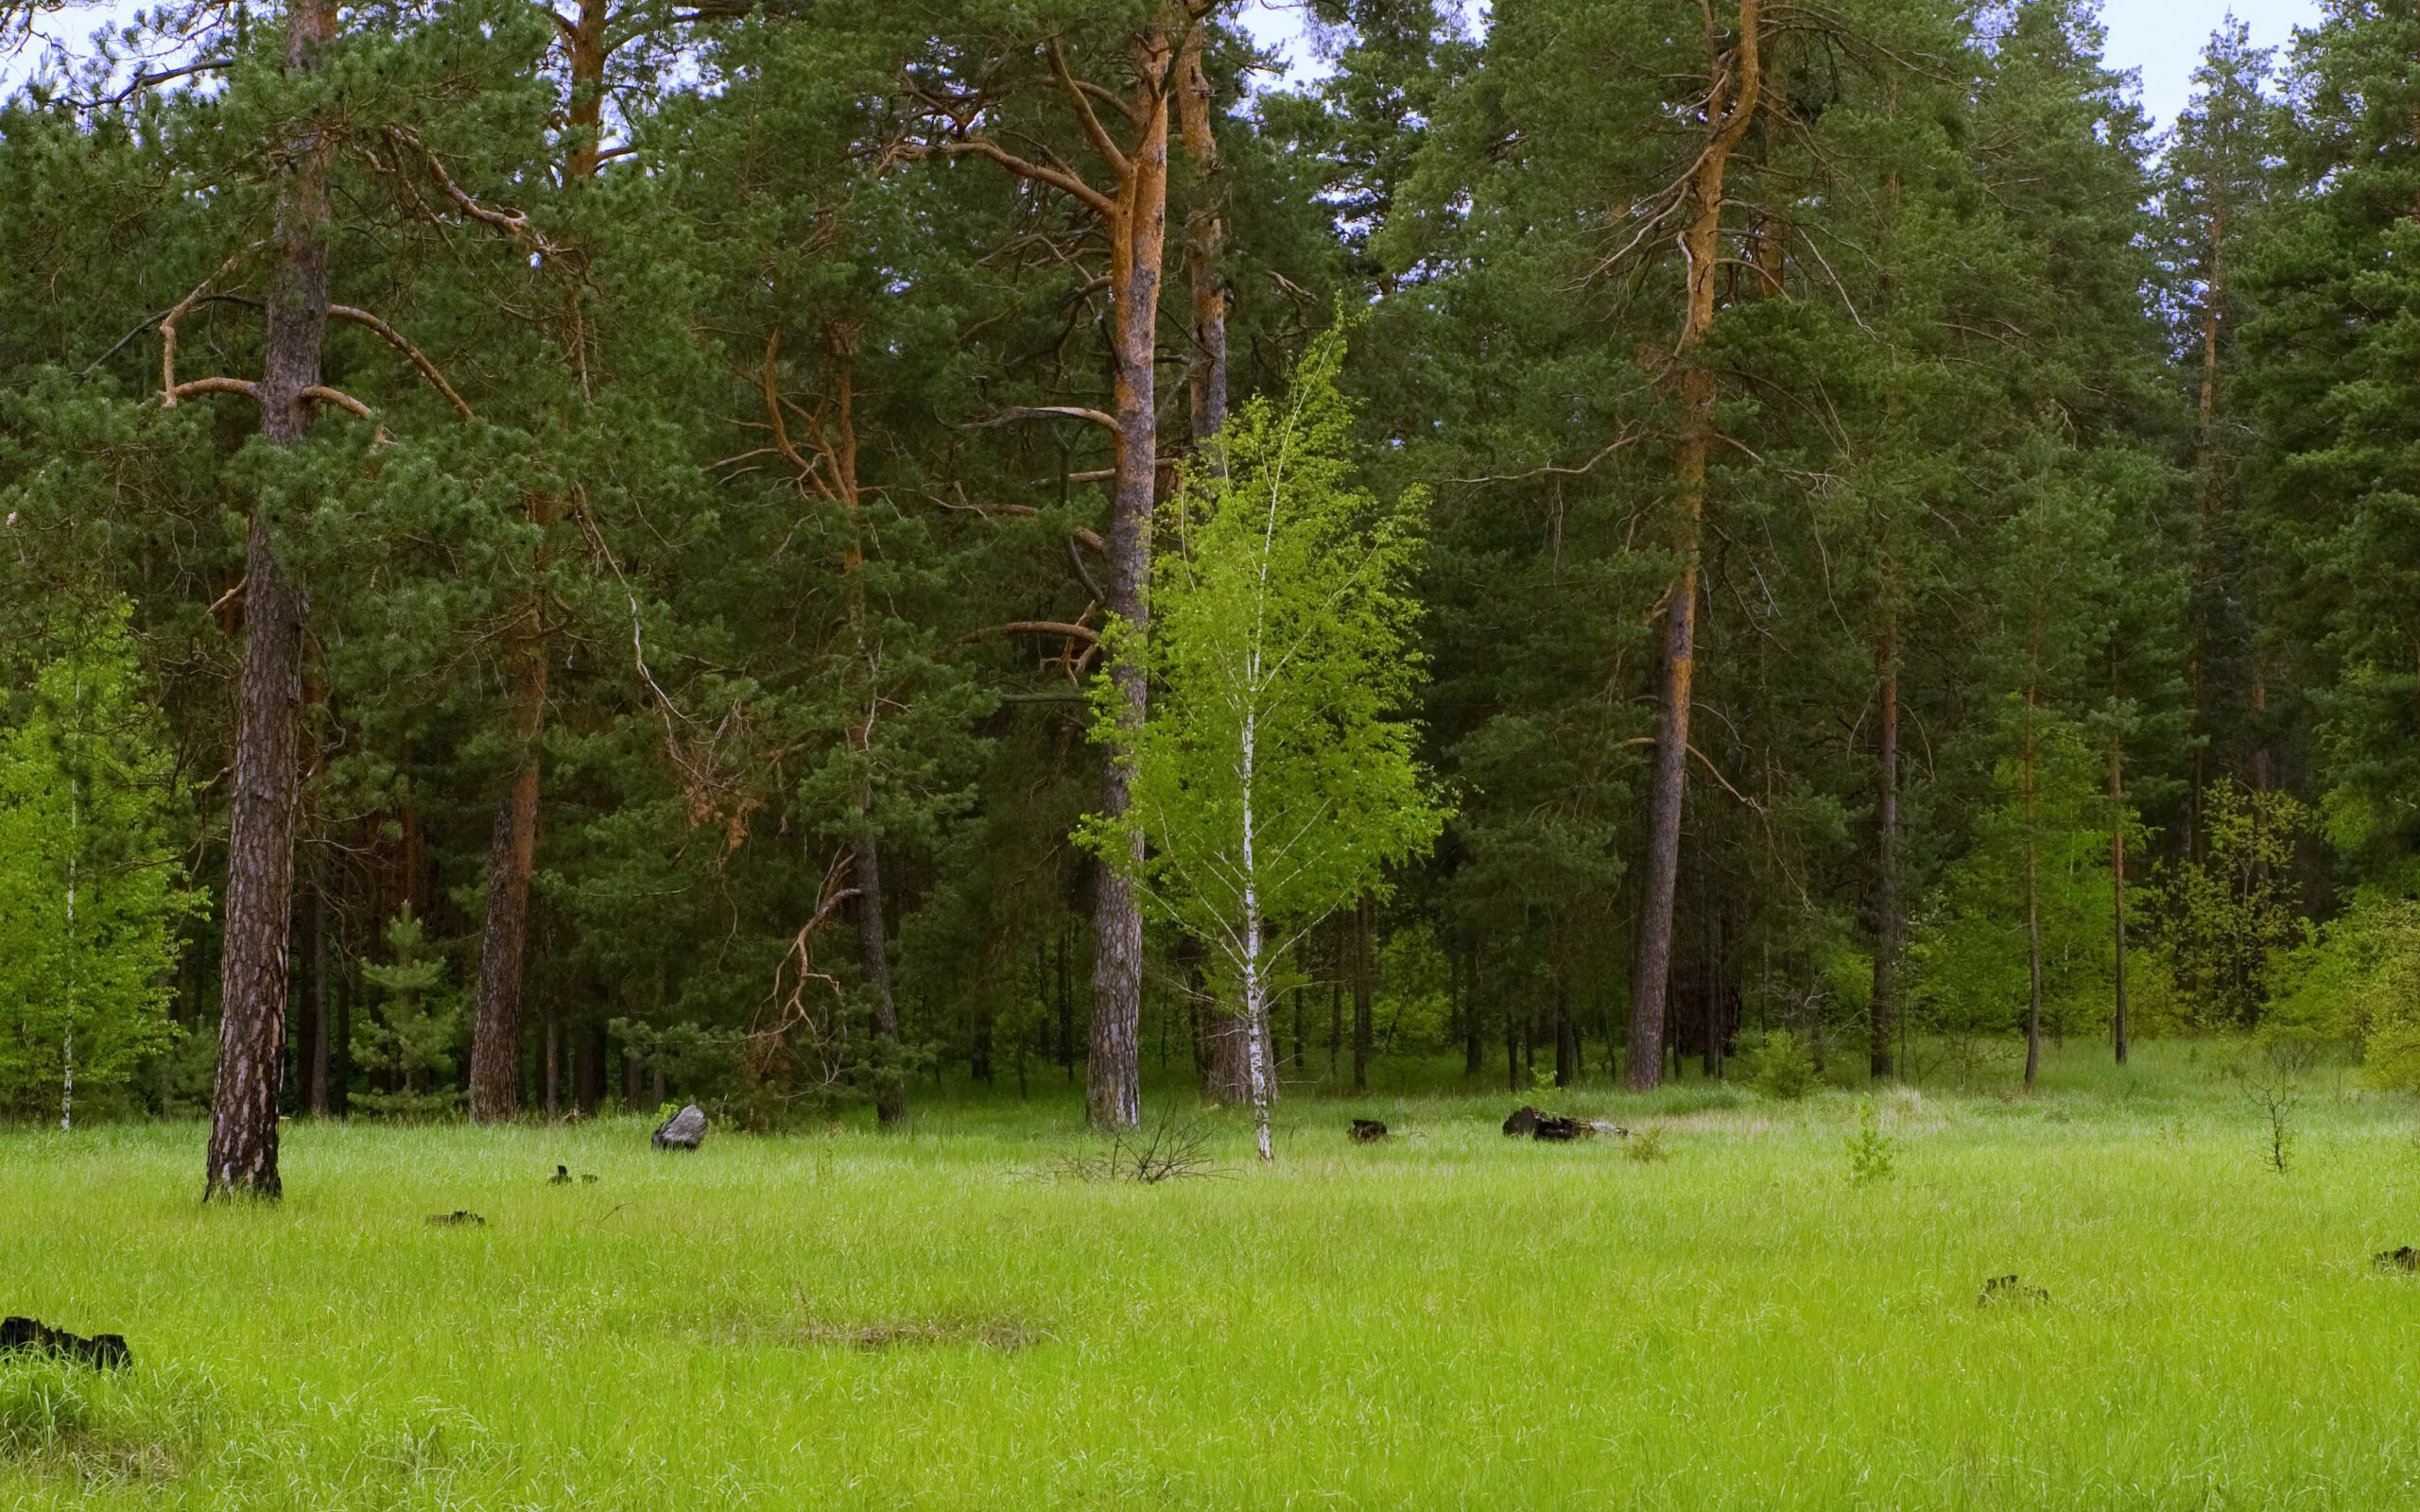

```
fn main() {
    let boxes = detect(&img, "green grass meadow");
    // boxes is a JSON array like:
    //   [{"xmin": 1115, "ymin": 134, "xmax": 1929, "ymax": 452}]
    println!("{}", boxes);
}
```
[{"xmin": 6, "ymin": 1043, "xmax": 2420, "ymax": 1509}]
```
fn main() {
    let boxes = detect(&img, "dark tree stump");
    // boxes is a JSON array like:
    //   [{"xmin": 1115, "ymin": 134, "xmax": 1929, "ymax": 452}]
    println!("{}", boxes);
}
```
[
  {"xmin": 1350, "ymin": 1119, "xmax": 1388, "ymax": 1143},
  {"xmin": 425, "ymin": 1211, "xmax": 486, "ymax": 1227},
  {"xmin": 1, "ymin": 1317, "xmax": 131, "ymax": 1371},
  {"xmin": 1979, "ymin": 1274, "xmax": 2049, "ymax": 1305},
  {"xmin": 652, "ymin": 1103, "xmax": 707, "ymax": 1150},
  {"xmin": 1532, "ymin": 1115, "xmax": 1587, "ymax": 1142},
  {"xmin": 2376, "ymin": 1246, "xmax": 2420, "ymax": 1272},
  {"xmin": 549, "ymin": 1164, "xmax": 572, "ymax": 1185}
]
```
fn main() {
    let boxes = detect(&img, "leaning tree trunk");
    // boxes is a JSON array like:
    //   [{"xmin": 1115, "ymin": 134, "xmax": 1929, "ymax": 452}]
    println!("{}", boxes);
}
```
[
  {"xmin": 1086, "ymin": 31, "xmax": 1173, "ymax": 1132},
  {"xmin": 205, "ymin": 0, "xmax": 337, "ymax": 1201},
  {"xmin": 1628, "ymin": 0, "xmax": 1761, "ymax": 1091}
]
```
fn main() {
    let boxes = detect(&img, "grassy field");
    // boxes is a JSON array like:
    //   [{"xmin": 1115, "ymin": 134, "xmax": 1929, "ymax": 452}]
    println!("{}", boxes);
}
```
[{"xmin": 4, "ymin": 1041, "xmax": 2420, "ymax": 1509}]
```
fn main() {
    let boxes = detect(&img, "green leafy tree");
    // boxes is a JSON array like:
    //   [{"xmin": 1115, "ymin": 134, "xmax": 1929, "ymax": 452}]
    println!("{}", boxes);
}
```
[
  {"xmin": 2155, "ymin": 780, "xmax": 2313, "ymax": 1028},
  {"xmin": 1086, "ymin": 332, "xmax": 1443, "ymax": 1160},
  {"xmin": 0, "ymin": 602, "xmax": 193, "ymax": 1125}
]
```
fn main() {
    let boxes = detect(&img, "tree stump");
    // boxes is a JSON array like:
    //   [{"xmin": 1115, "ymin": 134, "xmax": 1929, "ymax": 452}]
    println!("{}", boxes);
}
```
[
  {"xmin": 652, "ymin": 1103, "xmax": 707, "ymax": 1150},
  {"xmin": 1350, "ymin": 1119, "xmax": 1389, "ymax": 1143}
]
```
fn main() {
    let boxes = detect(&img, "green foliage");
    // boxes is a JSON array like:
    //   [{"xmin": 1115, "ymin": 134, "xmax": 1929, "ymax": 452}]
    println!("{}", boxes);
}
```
[
  {"xmin": 2154, "ymin": 782, "xmax": 2314, "ymax": 1028},
  {"xmin": 1910, "ymin": 715, "xmax": 2123, "ymax": 1049},
  {"xmin": 1741, "ymin": 1029, "xmax": 1817, "ymax": 1101},
  {"xmin": 0, "ymin": 602, "xmax": 192, "ymax": 1124},
  {"xmin": 1844, "ymin": 1101, "xmax": 1897, "ymax": 1186},
  {"xmin": 1086, "ymin": 329, "xmax": 1445, "ymax": 1003},
  {"xmin": 351, "ymin": 907, "xmax": 463, "ymax": 1121}
]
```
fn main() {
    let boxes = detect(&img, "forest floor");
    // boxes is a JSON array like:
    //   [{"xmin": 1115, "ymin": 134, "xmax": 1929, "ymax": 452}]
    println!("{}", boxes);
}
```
[{"xmin": 3, "ymin": 1040, "xmax": 2417, "ymax": 1509}]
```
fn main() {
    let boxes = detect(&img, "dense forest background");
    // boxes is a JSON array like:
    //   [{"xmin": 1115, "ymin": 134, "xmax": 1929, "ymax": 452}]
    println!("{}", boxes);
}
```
[{"xmin": 3, "ymin": 0, "xmax": 2417, "ymax": 1138}]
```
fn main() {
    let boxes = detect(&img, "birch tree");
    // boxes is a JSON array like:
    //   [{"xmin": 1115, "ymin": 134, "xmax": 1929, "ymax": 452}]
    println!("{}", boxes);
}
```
[{"xmin": 1084, "ymin": 331, "xmax": 1442, "ymax": 1160}]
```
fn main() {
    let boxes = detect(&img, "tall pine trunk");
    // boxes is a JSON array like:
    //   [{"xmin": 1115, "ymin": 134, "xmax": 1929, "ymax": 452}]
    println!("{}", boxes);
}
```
[
  {"xmin": 469, "ymin": 0, "xmax": 606, "ymax": 1122},
  {"xmin": 1628, "ymin": 0, "xmax": 1761, "ymax": 1091},
  {"xmin": 857, "ymin": 833, "xmax": 904, "ymax": 1125},
  {"xmin": 2109, "ymin": 723, "xmax": 2131, "ymax": 1066},
  {"xmin": 1086, "ymin": 31, "xmax": 1172, "ymax": 1132},
  {"xmin": 2022, "ymin": 691, "xmax": 2045, "ymax": 1089},
  {"xmin": 206, "ymin": 0, "xmax": 337, "ymax": 1200},
  {"xmin": 1871, "ymin": 602, "xmax": 1900, "ymax": 1079}
]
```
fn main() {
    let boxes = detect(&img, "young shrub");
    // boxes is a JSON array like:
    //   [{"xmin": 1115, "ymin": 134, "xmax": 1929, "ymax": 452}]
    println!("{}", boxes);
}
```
[
  {"xmin": 1844, "ymin": 1101, "xmax": 1897, "ymax": 1185},
  {"xmin": 1741, "ymin": 1028, "xmax": 1817, "ymax": 1100},
  {"xmin": 1626, "ymin": 1125, "xmax": 1668, "ymax": 1163}
]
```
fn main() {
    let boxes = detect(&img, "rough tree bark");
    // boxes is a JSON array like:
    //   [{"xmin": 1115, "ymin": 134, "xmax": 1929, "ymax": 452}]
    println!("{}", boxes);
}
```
[
  {"xmin": 204, "ymin": 0, "xmax": 338, "ymax": 1200},
  {"xmin": 1627, "ymin": 0, "xmax": 1761, "ymax": 1091}
]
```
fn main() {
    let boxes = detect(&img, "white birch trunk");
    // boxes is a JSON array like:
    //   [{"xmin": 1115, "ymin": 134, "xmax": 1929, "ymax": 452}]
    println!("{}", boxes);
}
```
[{"xmin": 1239, "ymin": 700, "xmax": 1274, "ymax": 1162}]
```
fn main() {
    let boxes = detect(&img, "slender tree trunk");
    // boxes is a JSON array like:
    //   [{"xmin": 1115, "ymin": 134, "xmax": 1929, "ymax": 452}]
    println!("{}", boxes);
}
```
[
  {"xmin": 1351, "ymin": 893, "xmax": 1374, "ymax": 1094},
  {"xmin": 1329, "ymin": 965, "xmax": 1342, "ymax": 1076},
  {"xmin": 1628, "ymin": 0, "xmax": 1760, "ymax": 1091},
  {"xmin": 544, "ymin": 1014, "xmax": 560, "ymax": 1118},
  {"xmin": 205, "ymin": 0, "xmax": 337, "ymax": 1201},
  {"xmin": 1087, "ymin": 33, "xmax": 1173, "ymax": 1132},
  {"xmin": 857, "ymin": 833, "xmax": 904, "ymax": 1125},
  {"xmin": 2110, "ymin": 725, "xmax": 2131, "ymax": 1066},
  {"xmin": 1871, "ymin": 603, "xmax": 1900, "ymax": 1079},
  {"xmin": 2023, "ymin": 694, "xmax": 2045, "ymax": 1089},
  {"xmin": 308, "ymin": 867, "xmax": 331, "ymax": 1116}
]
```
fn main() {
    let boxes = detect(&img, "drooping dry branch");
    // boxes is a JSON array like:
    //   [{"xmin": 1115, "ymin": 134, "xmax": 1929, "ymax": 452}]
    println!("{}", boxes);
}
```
[
  {"xmin": 329, "ymin": 305, "xmax": 474, "ymax": 420},
  {"xmin": 388, "ymin": 127, "xmax": 557, "ymax": 253},
  {"xmin": 967, "ymin": 404, "xmax": 1119, "ymax": 433},
  {"xmin": 962, "ymin": 620, "xmax": 1102, "ymax": 644},
  {"xmin": 164, "ymin": 376, "xmax": 260, "ymax": 406},
  {"xmin": 1447, "ymin": 429, "xmax": 1652, "ymax": 487},
  {"xmin": 159, "ymin": 245, "xmax": 260, "ymax": 400},
  {"xmin": 301, "ymin": 384, "xmax": 374, "ymax": 422}
]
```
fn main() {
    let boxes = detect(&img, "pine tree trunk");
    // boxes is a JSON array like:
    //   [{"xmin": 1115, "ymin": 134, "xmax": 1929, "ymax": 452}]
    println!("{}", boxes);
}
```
[
  {"xmin": 205, "ymin": 0, "xmax": 338, "ymax": 1201},
  {"xmin": 1628, "ymin": 0, "xmax": 1761, "ymax": 1092},
  {"xmin": 308, "ymin": 870, "xmax": 331, "ymax": 1116},
  {"xmin": 1871, "ymin": 612, "xmax": 1900, "ymax": 1079},
  {"xmin": 1086, "ymin": 33, "xmax": 1172, "ymax": 1132},
  {"xmin": 858, "ymin": 833, "xmax": 905, "ymax": 1125},
  {"xmin": 469, "ymin": 0, "xmax": 603, "ymax": 1123},
  {"xmin": 468, "ymin": 681, "xmax": 543, "ymax": 1122},
  {"xmin": 1178, "ymin": 26, "xmax": 1228, "ymax": 456},
  {"xmin": 2023, "ymin": 696, "xmax": 2045, "ymax": 1089},
  {"xmin": 1351, "ymin": 893, "xmax": 1374, "ymax": 1094},
  {"xmin": 2110, "ymin": 727, "xmax": 2131, "ymax": 1066}
]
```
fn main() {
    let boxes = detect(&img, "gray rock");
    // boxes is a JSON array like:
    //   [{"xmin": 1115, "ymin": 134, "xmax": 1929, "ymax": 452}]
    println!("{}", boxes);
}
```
[{"xmin": 652, "ymin": 1103, "xmax": 707, "ymax": 1151}]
